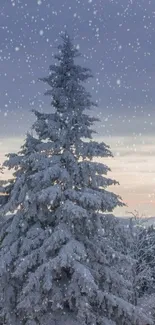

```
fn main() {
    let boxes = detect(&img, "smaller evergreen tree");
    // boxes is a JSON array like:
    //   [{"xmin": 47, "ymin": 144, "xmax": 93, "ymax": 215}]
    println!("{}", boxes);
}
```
[{"xmin": 128, "ymin": 215, "xmax": 155, "ymax": 305}]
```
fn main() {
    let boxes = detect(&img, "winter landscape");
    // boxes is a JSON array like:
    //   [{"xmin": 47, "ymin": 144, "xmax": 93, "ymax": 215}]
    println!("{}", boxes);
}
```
[{"xmin": 0, "ymin": 1, "xmax": 155, "ymax": 324}]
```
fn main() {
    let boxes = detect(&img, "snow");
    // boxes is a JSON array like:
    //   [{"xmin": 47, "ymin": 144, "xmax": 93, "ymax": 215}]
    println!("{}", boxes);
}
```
[{"xmin": 0, "ymin": 33, "xmax": 153, "ymax": 325}]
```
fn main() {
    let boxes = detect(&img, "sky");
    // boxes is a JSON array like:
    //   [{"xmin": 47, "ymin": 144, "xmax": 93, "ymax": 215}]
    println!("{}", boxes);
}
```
[{"xmin": 0, "ymin": 0, "xmax": 155, "ymax": 217}]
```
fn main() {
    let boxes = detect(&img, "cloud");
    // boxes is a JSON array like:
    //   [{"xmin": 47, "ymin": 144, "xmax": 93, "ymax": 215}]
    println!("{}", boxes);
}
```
[
  {"xmin": 96, "ymin": 135, "xmax": 155, "ymax": 217},
  {"xmin": 0, "ymin": 134, "xmax": 155, "ymax": 218}
]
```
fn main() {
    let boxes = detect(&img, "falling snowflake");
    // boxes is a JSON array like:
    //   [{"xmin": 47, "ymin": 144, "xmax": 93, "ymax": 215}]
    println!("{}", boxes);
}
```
[
  {"xmin": 116, "ymin": 79, "xmax": 121, "ymax": 86},
  {"xmin": 39, "ymin": 30, "xmax": 44, "ymax": 36}
]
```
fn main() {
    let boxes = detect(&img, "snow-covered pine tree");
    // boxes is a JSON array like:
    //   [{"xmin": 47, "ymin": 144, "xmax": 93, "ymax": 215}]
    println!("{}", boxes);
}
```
[
  {"xmin": 141, "ymin": 225, "xmax": 155, "ymax": 293},
  {"xmin": 136, "ymin": 225, "xmax": 155, "ymax": 321},
  {"xmin": 0, "ymin": 33, "xmax": 152, "ymax": 325},
  {"xmin": 128, "ymin": 215, "xmax": 155, "ymax": 303}
]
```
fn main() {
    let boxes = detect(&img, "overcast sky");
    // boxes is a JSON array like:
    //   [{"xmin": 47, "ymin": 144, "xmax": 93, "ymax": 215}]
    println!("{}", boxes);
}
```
[{"xmin": 0, "ymin": 0, "xmax": 155, "ymax": 216}]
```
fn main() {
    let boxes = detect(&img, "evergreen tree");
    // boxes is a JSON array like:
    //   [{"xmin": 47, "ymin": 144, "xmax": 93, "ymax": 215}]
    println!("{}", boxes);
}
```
[
  {"xmin": 135, "ymin": 226, "xmax": 155, "ymax": 298},
  {"xmin": 128, "ymin": 215, "xmax": 155, "ymax": 302},
  {"xmin": 0, "ymin": 34, "xmax": 152, "ymax": 325},
  {"xmin": 127, "ymin": 215, "xmax": 155, "ymax": 321}
]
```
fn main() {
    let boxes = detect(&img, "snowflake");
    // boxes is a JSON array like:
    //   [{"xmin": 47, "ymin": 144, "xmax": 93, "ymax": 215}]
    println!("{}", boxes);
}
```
[
  {"xmin": 116, "ymin": 79, "xmax": 121, "ymax": 86},
  {"xmin": 39, "ymin": 30, "xmax": 44, "ymax": 36}
]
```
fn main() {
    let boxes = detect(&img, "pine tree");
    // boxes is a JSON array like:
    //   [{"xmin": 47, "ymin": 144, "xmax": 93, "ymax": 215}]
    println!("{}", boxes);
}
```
[
  {"xmin": 0, "ymin": 33, "xmax": 152, "ymax": 325},
  {"xmin": 128, "ymin": 215, "xmax": 155, "ymax": 302},
  {"xmin": 127, "ymin": 215, "xmax": 155, "ymax": 320},
  {"xmin": 136, "ymin": 225, "xmax": 155, "ymax": 321}
]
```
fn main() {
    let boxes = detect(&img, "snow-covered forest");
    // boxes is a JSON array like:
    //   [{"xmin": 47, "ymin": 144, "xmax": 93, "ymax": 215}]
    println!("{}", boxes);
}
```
[{"xmin": 0, "ymin": 33, "xmax": 155, "ymax": 325}]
